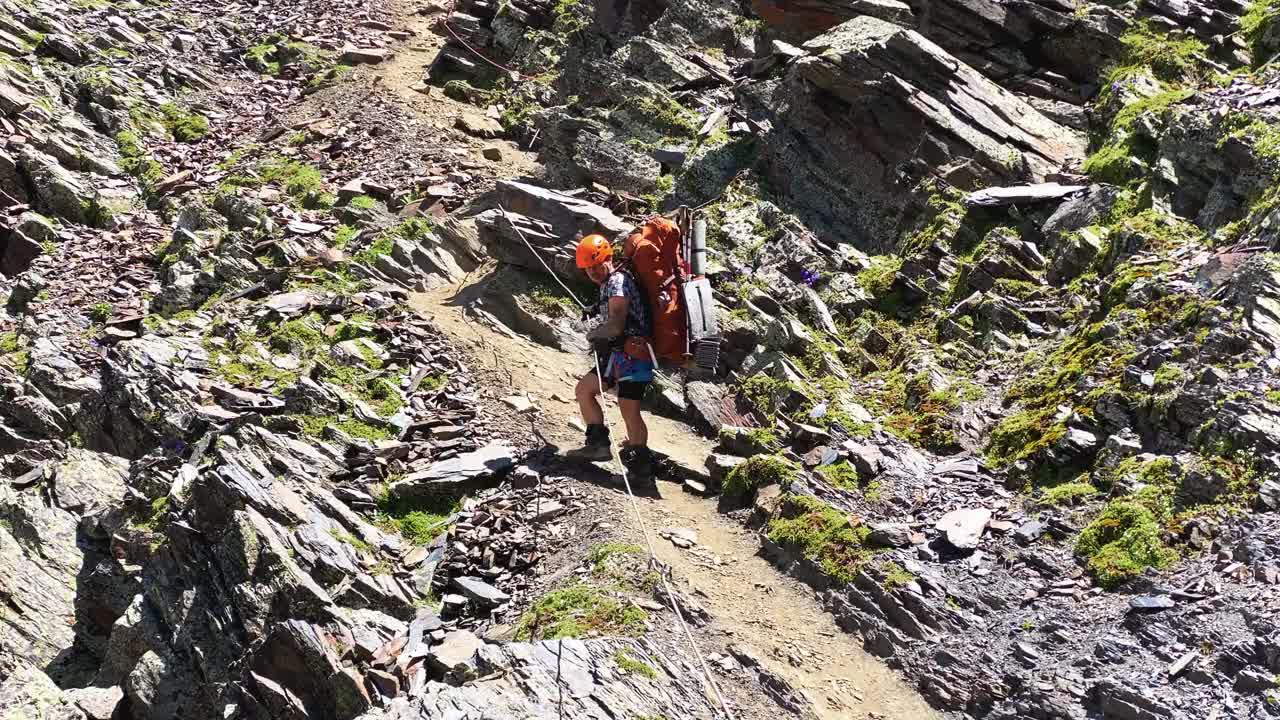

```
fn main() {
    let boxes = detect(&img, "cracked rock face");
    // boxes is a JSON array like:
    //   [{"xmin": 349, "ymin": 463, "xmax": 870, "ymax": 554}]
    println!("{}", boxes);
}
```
[
  {"xmin": 745, "ymin": 15, "xmax": 1086, "ymax": 252},
  {"xmin": 10, "ymin": 0, "xmax": 1280, "ymax": 717}
]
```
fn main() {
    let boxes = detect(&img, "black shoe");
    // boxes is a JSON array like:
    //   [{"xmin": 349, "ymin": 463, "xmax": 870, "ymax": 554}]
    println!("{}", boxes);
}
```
[
  {"xmin": 565, "ymin": 424, "xmax": 612, "ymax": 461},
  {"xmin": 621, "ymin": 445, "xmax": 655, "ymax": 485}
]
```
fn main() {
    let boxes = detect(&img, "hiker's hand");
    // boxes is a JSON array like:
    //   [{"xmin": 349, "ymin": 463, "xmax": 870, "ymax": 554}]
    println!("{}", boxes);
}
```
[{"xmin": 590, "ymin": 338, "xmax": 611, "ymax": 355}]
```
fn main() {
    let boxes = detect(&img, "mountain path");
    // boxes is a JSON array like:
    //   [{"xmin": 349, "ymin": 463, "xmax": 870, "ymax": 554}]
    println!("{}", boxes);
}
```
[{"xmin": 409, "ymin": 281, "xmax": 939, "ymax": 720}]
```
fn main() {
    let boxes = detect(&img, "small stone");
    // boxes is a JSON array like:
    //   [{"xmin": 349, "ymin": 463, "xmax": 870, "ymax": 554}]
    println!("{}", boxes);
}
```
[
  {"xmin": 441, "ymin": 593, "xmax": 467, "ymax": 613},
  {"xmin": 66, "ymin": 686, "xmax": 123, "ymax": 720},
  {"xmin": 1014, "ymin": 641, "xmax": 1041, "ymax": 660},
  {"xmin": 341, "ymin": 46, "xmax": 392, "ymax": 64},
  {"xmin": 1168, "ymin": 650, "xmax": 1197, "ymax": 677},
  {"xmin": 456, "ymin": 113, "xmax": 503, "ymax": 138},
  {"xmin": 510, "ymin": 466, "xmax": 540, "ymax": 489},
  {"xmin": 502, "ymin": 395, "xmax": 534, "ymax": 413},
  {"xmin": 683, "ymin": 479, "xmax": 709, "ymax": 495},
  {"xmin": 868, "ymin": 523, "xmax": 913, "ymax": 548},
  {"xmin": 1235, "ymin": 668, "xmax": 1277, "ymax": 691},
  {"xmin": 1128, "ymin": 595, "xmax": 1175, "ymax": 613},
  {"xmin": 428, "ymin": 630, "xmax": 486, "ymax": 682},
  {"xmin": 403, "ymin": 546, "xmax": 430, "ymax": 568},
  {"xmin": 531, "ymin": 500, "xmax": 565, "ymax": 522},
  {"xmin": 934, "ymin": 508, "xmax": 992, "ymax": 550},
  {"xmin": 1259, "ymin": 479, "xmax": 1280, "ymax": 510},
  {"xmin": 663, "ymin": 528, "xmax": 698, "ymax": 548},
  {"xmin": 1014, "ymin": 520, "xmax": 1046, "ymax": 545},
  {"xmin": 431, "ymin": 425, "xmax": 465, "ymax": 440},
  {"xmin": 451, "ymin": 576, "xmax": 510, "ymax": 607},
  {"xmin": 482, "ymin": 145, "xmax": 503, "ymax": 161}
]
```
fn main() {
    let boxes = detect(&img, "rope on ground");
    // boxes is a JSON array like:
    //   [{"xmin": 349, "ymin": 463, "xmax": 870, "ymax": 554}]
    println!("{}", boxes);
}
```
[
  {"xmin": 499, "ymin": 204, "xmax": 735, "ymax": 720},
  {"xmin": 442, "ymin": 0, "xmax": 536, "ymax": 81},
  {"xmin": 496, "ymin": 204, "xmax": 587, "ymax": 310}
]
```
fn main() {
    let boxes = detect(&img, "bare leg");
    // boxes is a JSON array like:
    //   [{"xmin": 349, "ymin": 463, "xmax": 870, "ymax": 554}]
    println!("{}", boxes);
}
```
[
  {"xmin": 575, "ymin": 372, "xmax": 604, "ymax": 426},
  {"xmin": 618, "ymin": 398, "xmax": 648, "ymax": 447}
]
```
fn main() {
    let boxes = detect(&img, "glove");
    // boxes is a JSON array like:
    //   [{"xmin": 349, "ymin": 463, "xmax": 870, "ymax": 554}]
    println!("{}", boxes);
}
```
[{"xmin": 590, "ymin": 338, "xmax": 612, "ymax": 356}]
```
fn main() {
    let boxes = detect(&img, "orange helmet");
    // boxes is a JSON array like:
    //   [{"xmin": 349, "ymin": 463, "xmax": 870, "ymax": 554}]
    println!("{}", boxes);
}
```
[{"xmin": 575, "ymin": 234, "xmax": 612, "ymax": 269}]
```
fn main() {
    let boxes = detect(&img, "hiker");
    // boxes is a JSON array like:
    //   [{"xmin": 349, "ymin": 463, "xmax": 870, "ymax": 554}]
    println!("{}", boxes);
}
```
[{"xmin": 566, "ymin": 233, "xmax": 655, "ymax": 483}]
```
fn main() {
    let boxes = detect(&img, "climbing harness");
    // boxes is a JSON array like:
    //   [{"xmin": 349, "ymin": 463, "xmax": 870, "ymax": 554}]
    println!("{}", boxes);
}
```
[{"xmin": 497, "ymin": 204, "xmax": 736, "ymax": 720}]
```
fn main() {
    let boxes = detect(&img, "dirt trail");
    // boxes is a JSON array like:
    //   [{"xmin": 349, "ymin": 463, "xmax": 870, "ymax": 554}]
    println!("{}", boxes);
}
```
[
  {"xmin": 409, "ymin": 282, "xmax": 939, "ymax": 720},
  {"xmin": 373, "ymin": 0, "xmax": 540, "ymax": 178}
]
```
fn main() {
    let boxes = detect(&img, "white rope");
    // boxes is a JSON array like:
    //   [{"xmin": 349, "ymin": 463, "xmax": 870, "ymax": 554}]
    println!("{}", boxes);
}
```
[
  {"xmin": 497, "ymin": 204, "xmax": 588, "ymax": 311},
  {"xmin": 499, "ymin": 204, "xmax": 735, "ymax": 720}
]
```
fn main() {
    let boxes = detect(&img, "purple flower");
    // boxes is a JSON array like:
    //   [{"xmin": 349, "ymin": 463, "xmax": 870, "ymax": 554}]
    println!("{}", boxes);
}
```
[{"xmin": 800, "ymin": 268, "xmax": 820, "ymax": 287}]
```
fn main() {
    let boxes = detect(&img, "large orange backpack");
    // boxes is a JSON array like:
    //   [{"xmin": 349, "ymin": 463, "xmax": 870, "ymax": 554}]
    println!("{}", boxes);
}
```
[{"xmin": 623, "ymin": 217, "xmax": 689, "ymax": 366}]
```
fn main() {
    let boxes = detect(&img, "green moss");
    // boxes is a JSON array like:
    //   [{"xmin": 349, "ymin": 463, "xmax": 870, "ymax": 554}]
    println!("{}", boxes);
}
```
[
  {"xmin": 587, "ymin": 542, "xmax": 643, "ymax": 571},
  {"xmin": 1113, "ymin": 22, "xmax": 1209, "ymax": 83},
  {"xmin": 766, "ymin": 494, "xmax": 875, "ymax": 584},
  {"xmin": 880, "ymin": 560, "xmax": 916, "ymax": 590},
  {"xmin": 374, "ymin": 491, "xmax": 459, "ymax": 545},
  {"xmin": 614, "ymin": 650, "xmax": 658, "ymax": 680},
  {"xmin": 134, "ymin": 496, "xmax": 170, "ymax": 531},
  {"xmin": 551, "ymin": 0, "xmax": 592, "ymax": 35},
  {"xmin": 1242, "ymin": 0, "xmax": 1280, "ymax": 65},
  {"xmin": 1218, "ymin": 111, "xmax": 1280, "ymax": 164},
  {"xmin": 514, "ymin": 584, "xmax": 648, "ymax": 641},
  {"xmin": 259, "ymin": 159, "xmax": 325, "ymax": 202},
  {"xmin": 354, "ymin": 234, "xmax": 395, "ymax": 266},
  {"xmin": 89, "ymin": 302, "xmax": 112, "ymax": 323},
  {"xmin": 816, "ymin": 461, "xmax": 860, "ymax": 490},
  {"xmin": 1041, "ymin": 481, "xmax": 1100, "ymax": 506},
  {"xmin": 1152, "ymin": 364, "xmax": 1187, "ymax": 389},
  {"xmin": 329, "ymin": 528, "xmax": 372, "ymax": 553},
  {"xmin": 627, "ymin": 94, "xmax": 701, "ymax": 137},
  {"xmin": 1082, "ymin": 142, "xmax": 1135, "ymax": 185},
  {"xmin": 333, "ymin": 224, "xmax": 358, "ymax": 248},
  {"xmin": 722, "ymin": 454, "xmax": 797, "ymax": 503},
  {"xmin": 856, "ymin": 255, "xmax": 902, "ymax": 298},
  {"xmin": 349, "ymin": 195, "xmax": 377, "ymax": 210},
  {"xmin": 877, "ymin": 371, "xmax": 961, "ymax": 452},
  {"xmin": 1114, "ymin": 88, "xmax": 1194, "ymax": 135},
  {"xmin": 643, "ymin": 174, "xmax": 676, "ymax": 208},
  {"xmin": 115, "ymin": 131, "xmax": 164, "ymax": 190},
  {"xmin": 269, "ymin": 316, "xmax": 327, "ymax": 355},
  {"xmin": 898, "ymin": 185, "xmax": 967, "ymax": 256},
  {"xmin": 159, "ymin": 103, "xmax": 209, "ymax": 142},
  {"xmin": 333, "ymin": 418, "xmax": 391, "ymax": 441},
  {"xmin": 986, "ymin": 320, "xmax": 1140, "ymax": 471},
  {"xmin": 246, "ymin": 37, "xmax": 283, "ymax": 75},
  {"xmin": 204, "ymin": 334, "xmax": 300, "ymax": 387},
  {"xmin": 1, "ymin": 331, "xmax": 29, "ymax": 370},
  {"xmin": 1074, "ymin": 500, "xmax": 1177, "ymax": 589},
  {"xmin": 0, "ymin": 332, "xmax": 21, "ymax": 354},
  {"xmin": 738, "ymin": 374, "xmax": 796, "ymax": 419},
  {"xmin": 524, "ymin": 275, "xmax": 578, "ymax": 318},
  {"xmin": 987, "ymin": 407, "xmax": 1067, "ymax": 469}
]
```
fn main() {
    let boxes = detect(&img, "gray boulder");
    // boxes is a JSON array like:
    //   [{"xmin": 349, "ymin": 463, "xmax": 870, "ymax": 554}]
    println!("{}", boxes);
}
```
[
  {"xmin": 19, "ymin": 148, "xmax": 92, "ymax": 225},
  {"xmin": 745, "ymin": 16, "xmax": 1085, "ymax": 252}
]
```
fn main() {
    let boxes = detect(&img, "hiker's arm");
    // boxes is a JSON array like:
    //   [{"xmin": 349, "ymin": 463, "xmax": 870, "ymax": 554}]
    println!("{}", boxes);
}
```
[{"xmin": 586, "ymin": 297, "xmax": 628, "ymax": 340}]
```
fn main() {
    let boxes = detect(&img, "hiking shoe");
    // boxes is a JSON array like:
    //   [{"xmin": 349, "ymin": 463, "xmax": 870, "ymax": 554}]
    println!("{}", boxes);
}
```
[
  {"xmin": 621, "ymin": 445, "xmax": 656, "ymax": 485},
  {"xmin": 565, "ymin": 424, "xmax": 612, "ymax": 461}
]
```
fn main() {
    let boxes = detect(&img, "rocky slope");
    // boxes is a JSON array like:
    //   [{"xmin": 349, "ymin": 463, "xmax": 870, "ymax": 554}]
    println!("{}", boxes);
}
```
[
  {"xmin": 6, "ymin": 0, "xmax": 1280, "ymax": 718},
  {"xmin": 0, "ymin": 1, "xmax": 797, "ymax": 718},
  {"xmin": 421, "ymin": 0, "xmax": 1280, "ymax": 718}
]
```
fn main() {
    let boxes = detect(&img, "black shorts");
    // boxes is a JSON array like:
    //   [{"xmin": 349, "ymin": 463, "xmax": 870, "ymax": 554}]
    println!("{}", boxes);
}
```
[{"xmin": 592, "ymin": 358, "xmax": 648, "ymax": 401}]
